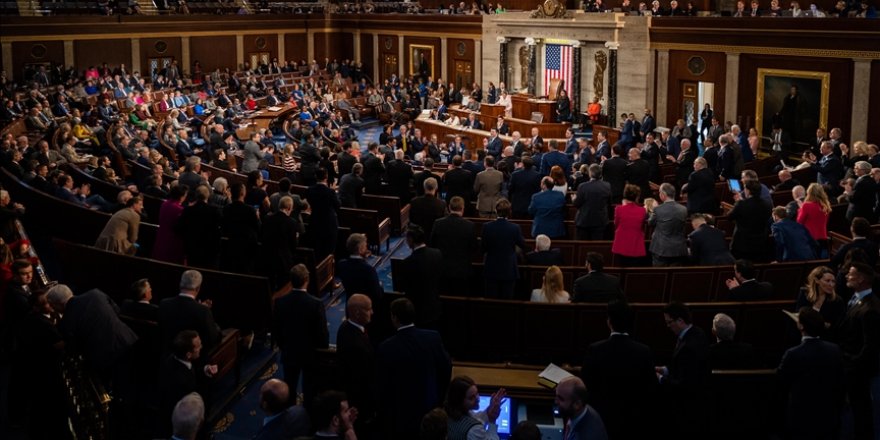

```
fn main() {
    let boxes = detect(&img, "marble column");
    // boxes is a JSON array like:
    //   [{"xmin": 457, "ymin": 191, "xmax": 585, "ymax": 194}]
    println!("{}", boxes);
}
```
[
  {"xmin": 605, "ymin": 42, "xmax": 619, "ymax": 128},
  {"xmin": 497, "ymin": 37, "xmax": 509, "ymax": 88},
  {"xmin": 851, "ymin": 59, "xmax": 871, "ymax": 142},
  {"xmin": 353, "ymin": 30, "xmax": 361, "ymax": 63},
  {"xmin": 131, "ymin": 39, "xmax": 141, "ymax": 76},
  {"xmin": 440, "ymin": 37, "xmax": 448, "ymax": 84},
  {"xmin": 63, "ymin": 40, "xmax": 75, "ymax": 71},
  {"xmin": 526, "ymin": 39, "xmax": 537, "ymax": 96},
  {"xmin": 372, "ymin": 33, "xmax": 379, "ymax": 83},
  {"xmin": 277, "ymin": 34, "xmax": 285, "ymax": 63},
  {"xmin": 181, "ymin": 36, "xmax": 191, "ymax": 75},
  {"xmin": 724, "ymin": 53, "xmax": 739, "ymax": 125},
  {"xmin": 306, "ymin": 32, "xmax": 315, "ymax": 63},
  {"xmin": 474, "ymin": 39, "xmax": 482, "ymax": 87},
  {"xmin": 236, "ymin": 35, "xmax": 245, "ymax": 68},
  {"xmin": 572, "ymin": 42, "xmax": 582, "ymax": 116},
  {"xmin": 398, "ymin": 35, "xmax": 405, "ymax": 78},
  {"xmin": 1, "ymin": 43, "xmax": 11, "ymax": 81},
  {"xmin": 655, "ymin": 49, "xmax": 670, "ymax": 127}
]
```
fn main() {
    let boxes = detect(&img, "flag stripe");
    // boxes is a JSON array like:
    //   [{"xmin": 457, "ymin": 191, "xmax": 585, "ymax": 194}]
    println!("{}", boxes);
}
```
[{"xmin": 543, "ymin": 44, "xmax": 573, "ymax": 103}]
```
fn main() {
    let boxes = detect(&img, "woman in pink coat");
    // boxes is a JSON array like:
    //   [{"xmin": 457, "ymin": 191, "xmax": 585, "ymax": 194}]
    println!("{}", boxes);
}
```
[{"xmin": 612, "ymin": 184, "xmax": 648, "ymax": 267}]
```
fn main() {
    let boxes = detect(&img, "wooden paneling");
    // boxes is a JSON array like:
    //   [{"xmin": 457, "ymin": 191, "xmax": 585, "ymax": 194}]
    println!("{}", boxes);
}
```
[
  {"xmin": 11, "ymin": 41, "xmax": 64, "ymax": 80},
  {"xmin": 242, "ymin": 33, "xmax": 279, "ymax": 65},
  {"xmin": 190, "ymin": 35, "xmax": 236, "ymax": 74},
  {"xmin": 737, "ymin": 54, "xmax": 854, "ymax": 144},
  {"xmin": 139, "ymin": 37, "xmax": 181, "ymax": 76},
  {"xmin": 73, "ymin": 39, "xmax": 131, "ymax": 74},
  {"xmin": 314, "ymin": 32, "xmax": 354, "ymax": 62},
  {"xmin": 665, "ymin": 50, "xmax": 726, "ymax": 127},
  {"xmin": 360, "ymin": 32, "xmax": 374, "ymax": 80},
  {"xmin": 868, "ymin": 61, "xmax": 880, "ymax": 144},
  {"xmin": 283, "ymin": 33, "xmax": 308, "ymax": 64},
  {"xmin": 446, "ymin": 37, "xmax": 476, "ymax": 90},
  {"xmin": 417, "ymin": 0, "xmax": 577, "ymax": 9},
  {"xmin": 378, "ymin": 34, "xmax": 400, "ymax": 81},
  {"xmin": 403, "ymin": 36, "xmax": 441, "ymax": 80}
]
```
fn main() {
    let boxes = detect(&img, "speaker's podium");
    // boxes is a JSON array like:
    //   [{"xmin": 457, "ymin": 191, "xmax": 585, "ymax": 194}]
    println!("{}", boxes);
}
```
[{"xmin": 453, "ymin": 361, "xmax": 566, "ymax": 439}]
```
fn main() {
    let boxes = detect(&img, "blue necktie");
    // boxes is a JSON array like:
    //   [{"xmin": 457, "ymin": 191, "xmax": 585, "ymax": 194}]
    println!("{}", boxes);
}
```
[{"xmin": 847, "ymin": 294, "xmax": 860, "ymax": 309}]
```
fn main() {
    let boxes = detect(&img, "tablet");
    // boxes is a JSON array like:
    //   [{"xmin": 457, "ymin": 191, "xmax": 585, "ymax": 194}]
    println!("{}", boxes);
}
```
[{"xmin": 727, "ymin": 179, "xmax": 742, "ymax": 193}]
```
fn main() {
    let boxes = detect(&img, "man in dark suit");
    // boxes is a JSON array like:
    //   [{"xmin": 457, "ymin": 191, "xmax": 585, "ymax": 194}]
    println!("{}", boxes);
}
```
[
  {"xmin": 337, "ymin": 141, "xmax": 359, "ymax": 177},
  {"xmin": 772, "ymin": 169, "xmax": 801, "ymax": 193},
  {"xmin": 839, "ymin": 263, "xmax": 880, "ymax": 440},
  {"xmin": 362, "ymin": 143, "xmax": 386, "ymax": 195},
  {"xmin": 400, "ymin": 225, "xmax": 443, "ymax": 328},
  {"xmin": 602, "ymin": 144, "xmax": 628, "ymax": 204},
  {"xmin": 529, "ymin": 177, "xmax": 566, "ymax": 239},
  {"xmin": 305, "ymin": 168, "xmax": 340, "ymax": 259},
  {"xmin": 335, "ymin": 294, "xmax": 377, "ymax": 434},
  {"xmin": 179, "ymin": 185, "xmax": 222, "ymax": 269},
  {"xmin": 688, "ymin": 214, "xmax": 734, "ymax": 266},
  {"xmin": 684, "ymin": 157, "xmax": 719, "ymax": 215},
  {"xmin": 706, "ymin": 117, "xmax": 724, "ymax": 144},
  {"xmin": 386, "ymin": 149, "xmax": 414, "ymax": 204},
  {"xmin": 413, "ymin": 158, "xmax": 443, "ymax": 197},
  {"xmin": 120, "ymin": 278, "xmax": 159, "ymax": 322},
  {"xmin": 273, "ymin": 265, "xmax": 328, "ymax": 404},
  {"xmin": 574, "ymin": 164, "xmax": 611, "ymax": 240},
  {"xmin": 656, "ymin": 302, "xmax": 711, "ymax": 437},
  {"xmin": 486, "ymin": 128, "xmax": 503, "ymax": 159},
  {"xmin": 525, "ymin": 234, "xmax": 565, "ymax": 266},
  {"xmin": 481, "ymin": 199, "xmax": 527, "ymax": 299},
  {"xmin": 619, "ymin": 113, "xmax": 634, "ymax": 148},
  {"xmin": 830, "ymin": 217, "xmax": 879, "ymax": 270},
  {"xmin": 563, "ymin": 128, "xmax": 579, "ymax": 159},
  {"xmin": 338, "ymin": 163, "xmax": 365, "ymax": 209},
  {"xmin": 157, "ymin": 270, "xmax": 221, "ymax": 354},
  {"xmin": 529, "ymin": 127, "xmax": 544, "ymax": 152},
  {"xmin": 3, "ymin": 260, "xmax": 34, "ymax": 328},
  {"xmin": 667, "ymin": 138, "xmax": 697, "ymax": 189},
  {"xmin": 253, "ymin": 379, "xmax": 311, "ymax": 440},
  {"xmin": 572, "ymin": 252, "xmax": 623, "ymax": 303},
  {"xmin": 507, "ymin": 156, "xmax": 542, "ymax": 219},
  {"xmin": 378, "ymin": 298, "xmax": 452, "ymax": 440},
  {"xmin": 717, "ymin": 135, "xmax": 742, "ymax": 181},
  {"xmin": 777, "ymin": 307, "xmax": 845, "ymax": 440},
  {"xmin": 725, "ymin": 259, "xmax": 774, "ymax": 301},
  {"xmin": 771, "ymin": 206, "xmax": 818, "ymax": 262},
  {"xmin": 261, "ymin": 195, "xmax": 302, "ymax": 290},
  {"xmin": 581, "ymin": 300, "xmax": 655, "ymax": 440},
  {"xmin": 728, "ymin": 179, "xmax": 772, "ymax": 262},
  {"xmin": 554, "ymin": 377, "xmax": 609, "ymax": 440},
  {"xmin": 157, "ymin": 330, "xmax": 218, "ymax": 438},
  {"xmin": 707, "ymin": 313, "xmax": 760, "ymax": 369},
  {"xmin": 336, "ymin": 233, "xmax": 383, "ymax": 304},
  {"xmin": 430, "ymin": 197, "xmax": 477, "ymax": 296},
  {"xmin": 442, "ymin": 155, "xmax": 474, "ymax": 206},
  {"xmin": 409, "ymin": 177, "xmax": 446, "ymax": 238},
  {"xmin": 540, "ymin": 139, "xmax": 571, "ymax": 178},
  {"xmin": 807, "ymin": 141, "xmax": 845, "ymax": 190},
  {"xmin": 625, "ymin": 147, "xmax": 651, "ymax": 200},
  {"xmin": 845, "ymin": 161, "xmax": 878, "ymax": 223}
]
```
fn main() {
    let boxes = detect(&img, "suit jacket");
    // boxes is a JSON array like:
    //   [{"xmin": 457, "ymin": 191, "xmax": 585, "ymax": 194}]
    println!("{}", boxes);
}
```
[
  {"xmin": 378, "ymin": 327, "xmax": 452, "ymax": 439},
  {"xmin": 158, "ymin": 294, "xmax": 221, "ymax": 353},
  {"xmin": 120, "ymin": 300, "xmax": 159, "ymax": 322},
  {"xmin": 708, "ymin": 340, "xmax": 760, "ymax": 370},
  {"xmin": 675, "ymin": 148, "xmax": 697, "ymax": 187},
  {"xmin": 386, "ymin": 160, "xmax": 414, "ymax": 203},
  {"xmin": 568, "ymin": 406, "xmax": 610, "ymax": 440},
  {"xmin": 572, "ymin": 272, "xmax": 623, "ymax": 303},
  {"xmin": 574, "ymin": 179, "xmax": 611, "ymax": 229},
  {"xmin": 401, "ymin": 246, "xmax": 443, "ymax": 325},
  {"xmin": 648, "ymin": 201, "xmax": 689, "ymax": 258},
  {"xmin": 777, "ymin": 338, "xmax": 845, "ymax": 439},
  {"xmin": 528, "ymin": 190, "xmax": 566, "ymax": 238},
  {"xmin": 157, "ymin": 355, "xmax": 199, "ymax": 437},
  {"xmin": 430, "ymin": 214, "xmax": 477, "ymax": 280},
  {"xmin": 336, "ymin": 257, "xmax": 383, "ymax": 304},
  {"xmin": 337, "ymin": 151, "xmax": 358, "ymax": 177},
  {"xmin": 685, "ymin": 168, "xmax": 718, "ymax": 214},
  {"xmin": 273, "ymin": 289, "xmax": 329, "ymax": 367},
  {"xmin": 473, "ymin": 168, "xmax": 503, "ymax": 214},
  {"xmin": 58, "ymin": 289, "xmax": 138, "ymax": 372},
  {"xmin": 619, "ymin": 120, "xmax": 634, "ymax": 147},
  {"xmin": 847, "ymin": 175, "xmax": 877, "ymax": 222},
  {"xmin": 338, "ymin": 173, "xmax": 364, "ymax": 208},
  {"xmin": 525, "ymin": 249, "xmax": 564, "ymax": 266},
  {"xmin": 507, "ymin": 168, "xmax": 542, "ymax": 216},
  {"xmin": 625, "ymin": 159, "xmax": 651, "ymax": 198},
  {"xmin": 830, "ymin": 238, "xmax": 879, "ymax": 271},
  {"xmin": 486, "ymin": 136, "xmax": 503, "ymax": 158},
  {"xmin": 442, "ymin": 167, "xmax": 473, "ymax": 204},
  {"xmin": 837, "ymin": 292, "xmax": 880, "ymax": 378},
  {"xmin": 688, "ymin": 225, "xmax": 734, "ymax": 266},
  {"xmin": 94, "ymin": 207, "xmax": 140, "ymax": 255},
  {"xmin": 813, "ymin": 154, "xmax": 844, "ymax": 187},
  {"xmin": 362, "ymin": 152, "xmax": 385, "ymax": 194},
  {"xmin": 482, "ymin": 217, "xmax": 526, "ymax": 281},
  {"xmin": 540, "ymin": 150, "xmax": 571, "ymax": 177},
  {"xmin": 771, "ymin": 219, "xmax": 818, "ymax": 262},
  {"xmin": 728, "ymin": 196, "xmax": 771, "ymax": 259},
  {"xmin": 335, "ymin": 320, "xmax": 377, "ymax": 416},
  {"xmin": 601, "ymin": 157, "xmax": 628, "ymax": 203},
  {"xmin": 729, "ymin": 280, "xmax": 774, "ymax": 301},
  {"xmin": 409, "ymin": 195, "xmax": 446, "ymax": 238},
  {"xmin": 252, "ymin": 405, "xmax": 311, "ymax": 440},
  {"xmin": 179, "ymin": 201, "xmax": 222, "ymax": 267},
  {"xmin": 581, "ymin": 334, "xmax": 654, "ymax": 440},
  {"xmin": 413, "ymin": 171, "xmax": 442, "ymax": 197},
  {"xmin": 305, "ymin": 183, "xmax": 339, "ymax": 231}
]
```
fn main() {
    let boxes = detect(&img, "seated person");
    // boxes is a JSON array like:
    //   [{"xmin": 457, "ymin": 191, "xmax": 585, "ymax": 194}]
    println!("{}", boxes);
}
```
[
  {"xmin": 530, "ymin": 265, "xmax": 571, "ymax": 303},
  {"xmin": 524, "ymin": 234, "xmax": 564, "ymax": 266},
  {"xmin": 707, "ymin": 313, "xmax": 760, "ymax": 369},
  {"xmin": 725, "ymin": 259, "xmax": 774, "ymax": 301}
]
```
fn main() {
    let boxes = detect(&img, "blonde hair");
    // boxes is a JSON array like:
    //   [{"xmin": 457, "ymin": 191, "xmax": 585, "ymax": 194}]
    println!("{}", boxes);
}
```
[
  {"xmin": 851, "ymin": 141, "xmax": 868, "ymax": 157},
  {"xmin": 805, "ymin": 183, "xmax": 832, "ymax": 214},
  {"xmin": 541, "ymin": 266, "xmax": 566, "ymax": 303},
  {"xmin": 805, "ymin": 266, "xmax": 838, "ymax": 304}
]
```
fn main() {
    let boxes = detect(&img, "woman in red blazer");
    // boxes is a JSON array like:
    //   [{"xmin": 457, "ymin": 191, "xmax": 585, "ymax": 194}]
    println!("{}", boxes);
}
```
[
  {"xmin": 797, "ymin": 183, "xmax": 831, "ymax": 257},
  {"xmin": 612, "ymin": 184, "xmax": 648, "ymax": 267}
]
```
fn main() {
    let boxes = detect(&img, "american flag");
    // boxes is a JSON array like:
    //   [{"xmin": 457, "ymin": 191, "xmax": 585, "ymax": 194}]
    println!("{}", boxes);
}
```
[{"xmin": 544, "ymin": 44, "xmax": 572, "ymax": 99}]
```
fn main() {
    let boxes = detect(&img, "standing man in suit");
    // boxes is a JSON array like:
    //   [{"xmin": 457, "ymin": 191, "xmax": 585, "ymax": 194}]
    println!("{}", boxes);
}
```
[
  {"xmin": 540, "ymin": 140, "xmax": 572, "ymax": 178},
  {"xmin": 507, "ymin": 156, "xmax": 542, "ymax": 219},
  {"xmin": 157, "ymin": 330, "xmax": 218, "ymax": 438},
  {"xmin": 619, "ymin": 113, "xmax": 634, "ymax": 148},
  {"xmin": 572, "ymin": 253, "xmax": 623, "ymax": 303},
  {"xmin": 581, "ymin": 301, "xmax": 655, "ymax": 439},
  {"xmin": 338, "ymin": 163, "xmax": 365, "ymax": 209},
  {"xmin": 486, "ymin": 128, "xmax": 503, "ymax": 159},
  {"xmin": 305, "ymin": 168, "xmax": 340, "ymax": 259},
  {"xmin": 641, "ymin": 108, "xmax": 656, "ymax": 140},
  {"xmin": 830, "ymin": 217, "xmax": 879, "ymax": 270},
  {"xmin": 474, "ymin": 156, "xmax": 504, "ymax": 218},
  {"xmin": 625, "ymin": 147, "xmax": 651, "ymax": 200},
  {"xmin": 400, "ymin": 225, "xmax": 443, "ymax": 328},
  {"xmin": 777, "ymin": 307, "xmax": 845, "ymax": 440},
  {"xmin": 431, "ymin": 197, "xmax": 478, "ymax": 296},
  {"xmin": 336, "ymin": 234, "xmax": 383, "ymax": 304},
  {"xmin": 378, "ymin": 298, "xmax": 452, "ymax": 440},
  {"xmin": 593, "ymin": 132, "xmax": 611, "ymax": 162},
  {"xmin": 253, "ymin": 379, "xmax": 311, "ymax": 440},
  {"xmin": 683, "ymin": 158, "xmax": 718, "ymax": 215},
  {"xmin": 409, "ymin": 177, "xmax": 447, "ymax": 237},
  {"xmin": 337, "ymin": 141, "xmax": 359, "ymax": 177},
  {"xmin": 805, "ymin": 141, "xmax": 845, "ymax": 191},
  {"xmin": 706, "ymin": 116, "xmax": 724, "ymax": 144},
  {"xmin": 688, "ymin": 214, "xmax": 735, "ymax": 266},
  {"xmin": 529, "ymin": 177, "xmax": 567, "ymax": 239},
  {"xmin": 725, "ymin": 259, "xmax": 774, "ymax": 301},
  {"xmin": 648, "ymin": 183, "xmax": 689, "ymax": 266},
  {"xmin": 179, "ymin": 185, "xmax": 221, "ymax": 269},
  {"xmin": 844, "ymin": 161, "xmax": 878, "ymax": 223},
  {"xmin": 728, "ymin": 179, "xmax": 772, "ymax": 262},
  {"xmin": 666, "ymin": 138, "xmax": 697, "ymax": 190},
  {"xmin": 840, "ymin": 263, "xmax": 880, "ymax": 440},
  {"xmin": 273, "ymin": 264, "xmax": 329, "ymax": 404},
  {"xmin": 158, "ymin": 270, "xmax": 221, "ymax": 354},
  {"xmin": 362, "ymin": 143, "xmax": 386, "ymax": 195},
  {"xmin": 525, "ymin": 234, "xmax": 565, "ymax": 266},
  {"xmin": 482, "ymin": 199, "xmax": 527, "ymax": 299},
  {"xmin": 336, "ymin": 294, "xmax": 377, "ymax": 436},
  {"xmin": 530, "ymin": 127, "xmax": 544, "ymax": 151},
  {"xmin": 554, "ymin": 377, "xmax": 609, "ymax": 440},
  {"xmin": 562, "ymin": 128, "xmax": 579, "ymax": 159},
  {"xmin": 655, "ymin": 302, "xmax": 711, "ymax": 437},
  {"xmin": 443, "ymin": 156, "xmax": 474, "ymax": 205},
  {"xmin": 574, "ymin": 164, "xmax": 612, "ymax": 240},
  {"xmin": 386, "ymin": 150, "xmax": 414, "ymax": 204},
  {"xmin": 771, "ymin": 206, "xmax": 818, "ymax": 262},
  {"xmin": 602, "ymin": 144, "xmax": 628, "ymax": 204}
]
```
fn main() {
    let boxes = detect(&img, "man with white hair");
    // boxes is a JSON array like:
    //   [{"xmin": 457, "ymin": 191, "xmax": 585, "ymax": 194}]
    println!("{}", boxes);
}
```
[
  {"xmin": 171, "ymin": 392, "xmax": 205, "ymax": 440},
  {"xmin": 843, "ymin": 161, "xmax": 878, "ymax": 223},
  {"xmin": 158, "ymin": 270, "xmax": 221, "ymax": 353},
  {"xmin": 785, "ymin": 185, "xmax": 806, "ymax": 220},
  {"xmin": 525, "ymin": 234, "xmax": 564, "ymax": 266},
  {"xmin": 707, "ymin": 313, "xmax": 759, "ymax": 370}
]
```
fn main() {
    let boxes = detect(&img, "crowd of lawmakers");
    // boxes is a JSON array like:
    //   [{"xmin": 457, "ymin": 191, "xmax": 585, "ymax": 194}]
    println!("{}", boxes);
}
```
[{"xmin": 0, "ymin": 57, "xmax": 879, "ymax": 440}]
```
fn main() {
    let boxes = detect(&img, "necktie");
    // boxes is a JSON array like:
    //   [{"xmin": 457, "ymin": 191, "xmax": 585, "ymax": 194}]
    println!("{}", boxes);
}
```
[
  {"xmin": 847, "ymin": 294, "xmax": 860, "ymax": 309},
  {"xmin": 563, "ymin": 421, "xmax": 571, "ymax": 440}
]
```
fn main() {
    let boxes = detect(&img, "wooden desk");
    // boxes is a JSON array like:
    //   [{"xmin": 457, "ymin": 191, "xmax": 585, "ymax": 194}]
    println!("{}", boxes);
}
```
[
  {"xmin": 414, "ymin": 115, "xmax": 512, "ymax": 151},
  {"xmin": 448, "ymin": 107, "xmax": 570, "ymax": 139},
  {"xmin": 480, "ymin": 103, "xmax": 505, "ymax": 119},
  {"xmin": 236, "ymin": 103, "xmax": 299, "ymax": 138},
  {"xmin": 452, "ymin": 361, "xmax": 558, "ymax": 400},
  {"xmin": 592, "ymin": 124, "xmax": 621, "ymax": 148},
  {"xmin": 510, "ymin": 94, "xmax": 555, "ymax": 122}
]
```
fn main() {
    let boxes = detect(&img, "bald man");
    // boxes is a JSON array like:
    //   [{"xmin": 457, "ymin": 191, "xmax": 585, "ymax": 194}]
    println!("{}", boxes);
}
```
[
  {"xmin": 336, "ymin": 294, "xmax": 377, "ymax": 432},
  {"xmin": 254, "ymin": 379, "xmax": 310, "ymax": 440},
  {"xmin": 555, "ymin": 377, "xmax": 609, "ymax": 440}
]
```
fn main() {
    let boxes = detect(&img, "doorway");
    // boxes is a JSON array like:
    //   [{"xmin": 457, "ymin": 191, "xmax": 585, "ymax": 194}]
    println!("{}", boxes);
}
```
[{"xmin": 684, "ymin": 81, "xmax": 715, "ymax": 147}]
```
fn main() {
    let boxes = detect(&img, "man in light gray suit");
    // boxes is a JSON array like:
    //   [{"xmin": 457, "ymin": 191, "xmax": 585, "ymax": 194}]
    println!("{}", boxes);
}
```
[
  {"xmin": 473, "ymin": 155, "xmax": 504, "ymax": 218},
  {"xmin": 648, "ymin": 183, "xmax": 689, "ymax": 266}
]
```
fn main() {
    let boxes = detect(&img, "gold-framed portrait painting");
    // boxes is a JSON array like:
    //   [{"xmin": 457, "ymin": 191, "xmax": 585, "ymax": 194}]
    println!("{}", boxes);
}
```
[
  {"xmin": 755, "ymin": 68, "xmax": 829, "ymax": 148},
  {"xmin": 410, "ymin": 44, "xmax": 434, "ymax": 78}
]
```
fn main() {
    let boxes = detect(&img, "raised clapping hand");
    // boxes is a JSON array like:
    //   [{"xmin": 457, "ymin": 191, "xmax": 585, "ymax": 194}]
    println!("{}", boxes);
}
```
[
  {"xmin": 486, "ymin": 388, "xmax": 507, "ymax": 423},
  {"xmin": 203, "ymin": 364, "xmax": 218, "ymax": 377}
]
